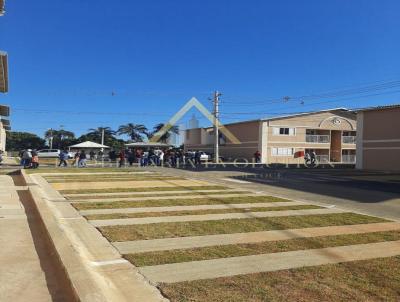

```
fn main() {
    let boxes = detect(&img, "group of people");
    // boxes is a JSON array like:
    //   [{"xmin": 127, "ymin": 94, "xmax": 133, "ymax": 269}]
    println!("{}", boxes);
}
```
[
  {"xmin": 108, "ymin": 148, "xmax": 182, "ymax": 167},
  {"xmin": 19, "ymin": 149, "xmax": 39, "ymax": 169},
  {"xmin": 106, "ymin": 148, "xmax": 207, "ymax": 168},
  {"xmin": 304, "ymin": 151, "xmax": 317, "ymax": 165},
  {"xmin": 59, "ymin": 150, "xmax": 88, "ymax": 167}
]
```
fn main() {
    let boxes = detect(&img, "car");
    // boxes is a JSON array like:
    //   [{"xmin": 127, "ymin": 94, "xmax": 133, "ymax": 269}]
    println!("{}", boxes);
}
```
[
  {"xmin": 37, "ymin": 149, "xmax": 74, "ymax": 159},
  {"xmin": 198, "ymin": 151, "xmax": 211, "ymax": 161}
]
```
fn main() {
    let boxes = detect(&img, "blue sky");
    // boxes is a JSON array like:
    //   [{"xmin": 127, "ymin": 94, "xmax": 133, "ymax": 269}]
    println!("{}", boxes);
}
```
[{"xmin": 1, "ymin": 0, "xmax": 400, "ymax": 137}]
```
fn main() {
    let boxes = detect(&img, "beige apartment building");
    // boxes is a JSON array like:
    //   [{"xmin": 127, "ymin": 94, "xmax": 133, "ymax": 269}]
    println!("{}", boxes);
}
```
[
  {"xmin": 185, "ymin": 108, "xmax": 357, "ymax": 164},
  {"xmin": 356, "ymin": 104, "xmax": 400, "ymax": 171}
]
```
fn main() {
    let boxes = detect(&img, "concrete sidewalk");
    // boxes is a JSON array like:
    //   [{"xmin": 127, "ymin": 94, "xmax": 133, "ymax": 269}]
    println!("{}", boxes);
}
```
[{"xmin": 0, "ymin": 175, "xmax": 73, "ymax": 302}]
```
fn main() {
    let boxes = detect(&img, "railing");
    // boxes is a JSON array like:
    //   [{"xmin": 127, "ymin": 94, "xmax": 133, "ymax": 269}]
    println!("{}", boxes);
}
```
[
  {"xmin": 316, "ymin": 155, "xmax": 330, "ymax": 163},
  {"xmin": 306, "ymin": 135, "xmax": 330, "ymax": 143},
  {"xmin": 342, "ymin": 155, "xmax": 356, "ymax": 163},
  {"xmin": 342, "ymin": 136, "xmax": 356, "ymax": 144}
]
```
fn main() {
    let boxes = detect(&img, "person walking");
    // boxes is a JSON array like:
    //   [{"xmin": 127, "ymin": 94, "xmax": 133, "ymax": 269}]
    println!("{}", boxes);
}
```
[
  {"xmin": 194, "ymin": 150, "xmax": 201, "ymax": 166},
  {"xmin": 72, "ymin": 151, "xmax": 80, "ymax": 166},
  {"xmin": 254, "ymin": 150, "xmax": 261, "ymax": 163},
  {"xmin": 31, "ymin": 150, "xmax": 39, "ymax": 169},
  {"xmin": 118, "ymin": 150, "xmax": 126, "ymax": 167},
  {"xmin": 58, "ymin": 150, "xmax": 68, "ymax": 167},
  {"xmin": 127, "ymin": 150, "xmax": 135, "ymax": 166},
  {"xmin": 22, "ymin": 149, "xmax": 33, "ymax": 169},
  {"xmin": 89, "ymin": 151, "xmax": 95, "ymax": 161},
  {"xmin": 78, "ymin": 150, "xmax": 87, "ymax": 167},
  {"xmin": 304, "ymin": 152, "xmax": 311, "ymax": 165},
  {"xmin": 311, "ymin": 151, "xmax": 317, "ymax": 165}
]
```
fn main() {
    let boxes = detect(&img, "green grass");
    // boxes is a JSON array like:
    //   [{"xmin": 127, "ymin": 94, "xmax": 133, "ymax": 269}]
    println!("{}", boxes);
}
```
[
  {"xmin": 73, "ymin": 195, "xmax": 291, "ymax": 210},
  {"xmin": 99, "ymin": 213, "xmax": 386, "ymax": 241},
  {"xmin": 45, "ymin": 176, "xmax": 184, "ymax": 183},
  {"xmin": 159, "ymin": 255, "xmax": 400, "ymax": 302},
  {"xmin": 61, "ymin": 185, "xmax": 228, "ymax": 195},
  {"xmin": 85, "ymin": 205, "xmax": 321, "ymax": 220},
  {"xmin": 67, "ymin": 190, "xmax": 249, "ymax": 200},
  {"xmin": 125, "ymin": 230, "xmax": 400, "ymax": 267}
]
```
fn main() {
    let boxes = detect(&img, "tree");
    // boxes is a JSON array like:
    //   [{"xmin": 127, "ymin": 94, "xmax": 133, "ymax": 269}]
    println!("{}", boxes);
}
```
[
  {"xmin": 6, "ymin": 131, "xmax": 46, "ymax": 151},
  {"xmin": 44, "ymin": 129, "xmax": 76, "ymax": 149},
  {"xmin": 151, "ymin": 123, "xmax": 179, "ymax": 143},
  {"xmin": 117, "ymin": 123, "xmax": 148, "ymax": 142},
  {"xmin": 86, "ymin": 127, "xmax": 116, "ymax": 143}
]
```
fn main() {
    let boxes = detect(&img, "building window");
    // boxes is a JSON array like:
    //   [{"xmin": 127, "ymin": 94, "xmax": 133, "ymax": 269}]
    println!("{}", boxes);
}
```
[
  {"xmin": 271, "ymin": 148, "xmax": 294, "ymax": 156},
  {"xmin": 273, "ymin": 127, "xmax": 295, "ymax": 136},
  {"xmin": 186, "ymin": 131, "xmax": 190, "ymax": 140}
]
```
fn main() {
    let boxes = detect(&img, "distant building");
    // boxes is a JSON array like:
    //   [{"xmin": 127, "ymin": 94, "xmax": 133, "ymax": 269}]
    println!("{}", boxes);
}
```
[
  {"xmin": 184, "ymin": 108, "xmax": 357, "ymax": 164},
  {"xmin": 356, "ymin": 104, "xmax": 400, "ymax": 171},
  {"xmin": 167, "ymin": 124, "xmax": 185, "ymax": 147},
  {"xmin": 188, "ymin": 114, "xmax": 199, "ymax": 129}
]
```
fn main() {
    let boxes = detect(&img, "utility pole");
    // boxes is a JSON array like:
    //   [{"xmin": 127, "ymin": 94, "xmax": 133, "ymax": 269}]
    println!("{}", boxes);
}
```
[
  {"xmin": 101, "ymin": 128, "xmax": 105, "ymax": 153},
  {"xmin": 49, "ymin": 128, "xmax": 53, "ymax": 149},
  {"xmin": 213, "ymin": 91, "xmax": 222, "ymax": 164}
]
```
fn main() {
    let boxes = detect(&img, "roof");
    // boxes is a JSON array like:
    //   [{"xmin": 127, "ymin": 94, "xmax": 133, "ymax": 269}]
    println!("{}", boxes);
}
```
[
  {"xmin": 0, "ymin": 51, "xmax": 8, "ymax": 93},
  {"xmin": 261, "ymin": 108, "xmax": 350, "ymax": 122},
  {"xmin": 189, "ymin": 108, "xmax": 352, "ymax": 131},
  {"xmin": 0, "ymin": 104, "xmax": 9, "ymax": 116},
  {"xmin": 0, "ymin": 0, "xmax": 5, "ymax": 16},
  {"xmin": 125, "ymin": 142, "xmax": 172, "ymax": 148},
  {"xmin": 356, "ymin": 104, "xmax": 400, "ymax": 112},
  {"xmin": 69, "ymin": 141, "xmax": 110, "ymax": 148}
]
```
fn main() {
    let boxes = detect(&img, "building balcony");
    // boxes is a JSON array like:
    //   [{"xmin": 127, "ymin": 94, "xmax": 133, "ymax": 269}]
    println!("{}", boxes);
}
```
[
  {"xmin": 342, "ymin": 154, "xmax": 356, "ymax": 163},
  {"xmin": 306, "ymin": 135, "xmax": 330, "ymax": 143},
  {"xmin": 342, "ymin": 136, "xmax": 356, "ymax": 144}
]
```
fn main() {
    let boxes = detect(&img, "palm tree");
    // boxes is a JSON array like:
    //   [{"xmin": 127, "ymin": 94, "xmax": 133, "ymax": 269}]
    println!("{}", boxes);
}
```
[
  {"xmin": 117, "ymin": 123, "xmax": 148, "ymax": 142},
  {"xmin": 151, "ymin": 123, "xmax": 179, "ymax": 143},
  {"xmin": 86, "ymin": 127, "xmax": 116, "ymax": 144}
]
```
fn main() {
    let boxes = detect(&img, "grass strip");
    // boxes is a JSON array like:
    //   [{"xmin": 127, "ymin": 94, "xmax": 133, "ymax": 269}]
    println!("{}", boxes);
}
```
[
  {"xmin": 73, "ymin": 196, "xmax": 291, "ymax": 210},
  {"xmin": 46, "ymin": 176, "xmax": 184, "ymax": 183},
  {"xmin": 99, "ymin": 213, "xmax": 386, "ymax": 241},
  {"xmin": 67, "ymin": 191, "xmax": 249, "ymax": 200},
  {"xmin": 159, "ymin": 255, "xmax": 400, "ymax": 302},
  {"xmin": 25, "ymin": 167, "xmax": 141, "ymax": 174},
  {"xmin": 85, "ymin": 205, "xmax": 321, "ymax": 220},
  {"xmin": 125, "ymin": 230, "xmax": 400, "ymax": 266},
  {"xmin": 60, "ymin": 185, "xmax": 227, "ymax": 195}
]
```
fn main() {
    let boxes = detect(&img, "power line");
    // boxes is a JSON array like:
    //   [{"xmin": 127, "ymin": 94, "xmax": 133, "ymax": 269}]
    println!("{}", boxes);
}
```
[
  {"xmin": 222, "ymin": 79, "xmax": 400, "ymax": 106},
  {"xmin": 219, "ymin": 89, "xmax": 400, "ymax": 116}
]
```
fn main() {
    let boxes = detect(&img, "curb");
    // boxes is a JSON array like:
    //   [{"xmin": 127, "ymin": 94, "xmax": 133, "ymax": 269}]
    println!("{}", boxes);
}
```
[{"xmin": 21, "ymin": 170, "xmax": 168, "ymax": 302}]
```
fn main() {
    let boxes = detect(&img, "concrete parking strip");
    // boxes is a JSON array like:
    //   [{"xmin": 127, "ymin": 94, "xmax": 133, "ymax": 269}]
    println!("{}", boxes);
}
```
[
  {"xmin": 80, "ymin": 201, "xmax": 306, "ymax": 216},
  {"xmin": 114, "ymin": 222, "xmax": 400, "ymax": 254},
  {"xmin": 38, "ymin": 171, "xmax": 153, "ymax": 176},
  {"xmin": 51, "ymin": 179, "xmax": 213, "ymax": 190},
  {"xmin": 139, "ymin": 240, "xmax": 400, "ymax": 283},
  {"xmin": 90, "ymin": 208, "xmax": 346, "ymax": 227},
  {"xmin": 72, "ymin": 193, "xmax": 263, "ymax": 203},
  {"xmin": 65, "ymin": 189, "xmax": 243, "ymax": 198}
]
